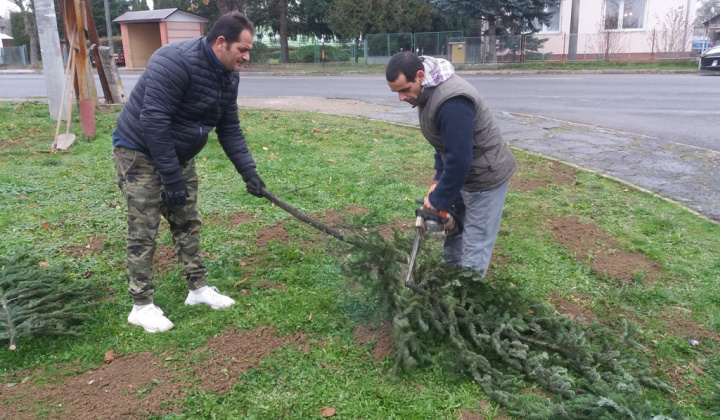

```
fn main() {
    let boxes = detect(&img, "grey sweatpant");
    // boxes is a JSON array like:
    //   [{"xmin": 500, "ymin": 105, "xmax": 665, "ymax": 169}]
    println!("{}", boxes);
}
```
[{"xmin": 442, "ymin": 179, "xmax": 510, "ymax": 277}]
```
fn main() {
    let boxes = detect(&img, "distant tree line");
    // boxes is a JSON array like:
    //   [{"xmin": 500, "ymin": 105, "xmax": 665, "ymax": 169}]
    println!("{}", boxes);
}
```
[{"xmin": 7, "ymin": 0, "xmax": 555, "ymax": 67}]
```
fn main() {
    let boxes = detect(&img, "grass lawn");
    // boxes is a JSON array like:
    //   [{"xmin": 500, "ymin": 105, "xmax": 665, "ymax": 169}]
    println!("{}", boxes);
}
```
[{"xmin": 0, "ymin": 102, "xmax": 718, "ymax": 419}]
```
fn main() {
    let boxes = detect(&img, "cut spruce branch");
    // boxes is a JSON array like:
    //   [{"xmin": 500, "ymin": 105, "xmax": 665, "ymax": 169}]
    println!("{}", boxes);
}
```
[
  {"xmin": 259, "ymin": 189, "xmax": 681, "ymax": 418},
  {"xmin": 1, "ymin": 248, "xmax": 94, "ymax": 350},
  {"xmin": 342, "ymin": 232, "xmax": 682, "ymax": 420}
]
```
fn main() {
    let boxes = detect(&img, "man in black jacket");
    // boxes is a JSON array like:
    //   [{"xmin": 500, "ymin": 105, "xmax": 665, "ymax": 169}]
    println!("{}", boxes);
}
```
[{"xmin": 113, "ymin": 12, "xmax": 264, "ymax": 333}]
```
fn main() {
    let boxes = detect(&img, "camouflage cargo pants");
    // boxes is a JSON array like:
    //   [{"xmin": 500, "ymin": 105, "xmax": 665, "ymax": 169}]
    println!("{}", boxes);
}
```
[{"xmin": 113, "ymin": 146, "xmax": 207, "ymax": 305}]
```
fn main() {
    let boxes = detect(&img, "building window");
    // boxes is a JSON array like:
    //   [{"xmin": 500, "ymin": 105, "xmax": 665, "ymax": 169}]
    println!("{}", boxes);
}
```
[
  {"xmin": 533, "ymin": 2, "xmax": 561, "ymax": 32},
  {"xmin": 604, "ymin": 0, "xmax": 646, "ymax": 30}
]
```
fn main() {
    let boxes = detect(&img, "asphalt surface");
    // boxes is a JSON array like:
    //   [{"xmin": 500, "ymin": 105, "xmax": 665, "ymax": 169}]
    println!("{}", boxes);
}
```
[{"xmin": 2, "ymin": 67, "xmax": 718, "ymax": 222}]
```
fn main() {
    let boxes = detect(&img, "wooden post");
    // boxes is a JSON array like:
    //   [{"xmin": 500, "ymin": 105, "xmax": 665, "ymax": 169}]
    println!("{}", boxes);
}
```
[
  {"xmin": 71, "ymin": 0, "xmax": 96, "ymax": 136},
  {"xmin": 83, "ymin": 0, "xmax": 112, "ymax": 103}
]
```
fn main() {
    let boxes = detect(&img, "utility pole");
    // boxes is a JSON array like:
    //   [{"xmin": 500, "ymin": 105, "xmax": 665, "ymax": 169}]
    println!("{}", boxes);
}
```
[
  {"xmin": 34, "ymin": 0, "xmax": 67, "ymax": 120},
  {"xmin": 568, "ymin": 0, "xmax": 580, "ymax": 61},
  {"xmin": 104, "ymin": 0, "xmax": 113, "ymax": 56}
]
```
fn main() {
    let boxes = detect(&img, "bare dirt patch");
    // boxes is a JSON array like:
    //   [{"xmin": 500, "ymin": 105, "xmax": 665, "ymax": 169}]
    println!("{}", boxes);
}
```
[
  {"xmin": 550, "ymin": 216, "xmax": 661, "ymax": 285},
  {"xmin": 378, "ymin": 218, "xmax": 412, "ymax": 239},
  {"xmin": 192, "ymin": 326, "xmax": 307, "ymax": 394},
  {"xmin": 549, "ymin": 292, "xmax": 598, "ymax": 326},
  {"xmin": 511, "ymin": 158, "xmax": 578, "ymax": 192},
  {"xmin": 256, "ymin": 221, "xmax": 291, "ymax": 248},
  {"xmin": 222, "ymin": 211, "xmax": 255, "ymax": 229},
  {"xmin": 0, "ymin": 327, "xmax": 307, "ymax": 419},
  {"xmin": 352, "ymin": 323, "xmax": 395, "ymax": 362},
  {"xmin": 153, "ymin": 245, "xmax": 178, "ymax": 273},
  {"xmin": 65, "ymin": 236, "xmax": 107, "ymax": 258},
  {"xmin": 658, "ymin": 307, "xmax": 720, "ymax": 349}
]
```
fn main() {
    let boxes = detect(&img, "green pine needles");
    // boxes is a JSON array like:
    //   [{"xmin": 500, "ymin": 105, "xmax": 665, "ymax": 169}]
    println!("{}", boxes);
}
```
[
  {"xmin": 0, "ymin": 249, "xmax": 93, "ymax": 350},
  {"xmin": 342, "ymin": 230, "xmax": 683, "ymax": 420}
]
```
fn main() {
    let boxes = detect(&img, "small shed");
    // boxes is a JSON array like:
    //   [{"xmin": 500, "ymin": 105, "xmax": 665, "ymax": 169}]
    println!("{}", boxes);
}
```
[
  {"xmin": 113, "ymin": 8, "xmax": 208, "ymax": 69},
  {"xmin": 0, "ymin": 33, "xmax": 13, "ymax": 48}
]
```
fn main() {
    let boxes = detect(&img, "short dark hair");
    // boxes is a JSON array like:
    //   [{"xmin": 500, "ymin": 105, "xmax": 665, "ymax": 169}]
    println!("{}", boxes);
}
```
[
  {"xmin": 206, "ymin": 12, "xmax": 255, "ymax": 47},
  {"xmin": 386, "ymin": 51, "xmax": 423, "ymax": 83}
]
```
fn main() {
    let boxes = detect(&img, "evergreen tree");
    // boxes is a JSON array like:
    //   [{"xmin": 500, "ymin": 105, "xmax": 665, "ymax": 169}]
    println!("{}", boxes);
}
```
[{"xmin": 0, "ymin": 249, "xmax": 94, "ymax": 350}]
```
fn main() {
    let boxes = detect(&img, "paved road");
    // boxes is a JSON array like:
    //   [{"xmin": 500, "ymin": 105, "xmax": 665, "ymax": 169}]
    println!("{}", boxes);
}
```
[{"xmin": 1, "ymin": 72, "xmax": 718, "ymax": 151}]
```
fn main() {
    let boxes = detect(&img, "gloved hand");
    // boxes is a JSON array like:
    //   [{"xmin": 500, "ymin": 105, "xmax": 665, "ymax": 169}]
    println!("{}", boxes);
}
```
[
  {"xmin": 245, "ymin": 175, "xmax": 266, "ymax": 198},
  {"xmin": 161, "ymin": 179, "xmax": 189, "ymax": 206}
]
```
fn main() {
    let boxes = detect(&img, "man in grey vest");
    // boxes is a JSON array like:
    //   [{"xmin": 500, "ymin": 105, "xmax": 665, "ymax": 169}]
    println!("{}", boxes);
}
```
[{"xmin": 386, "ymin": 51, "xmax": 516, "ymax": 276}]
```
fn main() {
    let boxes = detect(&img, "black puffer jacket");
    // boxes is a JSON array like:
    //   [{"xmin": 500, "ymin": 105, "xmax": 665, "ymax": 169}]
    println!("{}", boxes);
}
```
[{"xmin": 115, "ymin": 37, "xmax": 258, "ymax": 186}]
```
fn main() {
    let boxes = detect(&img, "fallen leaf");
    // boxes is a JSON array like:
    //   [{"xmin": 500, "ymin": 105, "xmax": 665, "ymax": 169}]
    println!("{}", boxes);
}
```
[
  {"xmin": 104, "ymin": 350, "xmax": 117, "ymax": 364},
  {"xmin": 308, "ymin": 313, "xmax": 313, "ymax": 321},
  {"xmin": 326, "ymin": 159, "xmax": 336, "ymax": 163},
  {"xmin": 262, "ymin": 146, "xmax": 269, "ymax": 150},
  {"xmin": 38, "ymin": 261, "xmax": 50, "ymax": 267},
  {"xmin": 320, "ymin": 407, "xmax": 335, "ymax": 417},
  {"xmin": 319, "ymin": 362, "xmax": 339, "ymax": 371},
  {"xmin": 80, "ymin": 271, "xmax": 93, "ymax": 279},
  {"xmin": 108, "ymin": 203, "xmax": 117, "ymax": 209},
  {"xmin": 42, "ymin": 222, "xmax": 50, "ymax": 230},
  {"xmin": 19, "ymin": 194, "xmax": 28, "ymax": 199},
  {"xmin": 689, "ymin": 362, "xmax": 705, "ymax": 376},
  {"xmin": 312, "ymin": 128, "xmax": 321, "ymax": 133},
  {"xmin": 234, "ymin": 277, "xmax": 250, "ymax": 287}
]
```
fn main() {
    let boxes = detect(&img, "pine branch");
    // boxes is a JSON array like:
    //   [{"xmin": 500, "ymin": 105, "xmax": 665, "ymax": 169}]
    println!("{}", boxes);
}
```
[
  {"xmin": 0, "ymin": 248, "xmax": 94, "ymax": 350},
  {"xmin": 340, "ymin": 230, "xmax": 683, "ymax": 419}
]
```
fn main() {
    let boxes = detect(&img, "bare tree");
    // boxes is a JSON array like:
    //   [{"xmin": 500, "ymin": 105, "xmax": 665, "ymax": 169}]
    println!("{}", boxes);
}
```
[
  {"xmin": 9, "ymin": 0, "xmax": 39, "ymax": 68},
  {"xmin": 651, "ymin": 6, "xmax": 693, "ymax": 59},
  {"xmin": 591, "ymin": 21, "xmax": 627, "ymax": 62}
]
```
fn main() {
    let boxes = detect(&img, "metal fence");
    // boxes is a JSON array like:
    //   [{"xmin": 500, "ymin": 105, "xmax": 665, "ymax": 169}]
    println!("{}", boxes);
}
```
[
  {"xmin": 0, "ymin": 46, "xmax": 28, "ymax": 68},
  {"xmin": 252, "ymin": 29, "xmax": 702, "ymax": 65},
  {"xmin": 364, "ymin": 33, "xmax": 413, "ymax": 65},
  {"xmin": 444, "ymin": 30, "xmax": 699, "ymax": 64}
]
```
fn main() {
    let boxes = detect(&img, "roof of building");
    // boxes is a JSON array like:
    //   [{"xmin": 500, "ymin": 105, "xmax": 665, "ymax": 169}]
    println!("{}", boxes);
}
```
[
  {"xmin": 0, "ymin": 33, "xmax": 13, "ymax": 40},
  {"xmin": 113, "ymin": 8, "xmax": 208, "ymax": 24}
]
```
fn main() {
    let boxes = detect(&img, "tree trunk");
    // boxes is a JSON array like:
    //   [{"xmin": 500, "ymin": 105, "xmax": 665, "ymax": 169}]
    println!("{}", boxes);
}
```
[
  {"xmin": 17, "ymin": 1, "xmax": 39, "ymax": 68},
  {"xmin": 487, "ymin": 18, "xmax": 497, "ymax": 64},
  {"xmin": 217, "ymin": 0, "xmax": 244, "ymax": 15},
  {"xmin": 279, "ymin": 0, "xmax": 289, "ymax": 63}
]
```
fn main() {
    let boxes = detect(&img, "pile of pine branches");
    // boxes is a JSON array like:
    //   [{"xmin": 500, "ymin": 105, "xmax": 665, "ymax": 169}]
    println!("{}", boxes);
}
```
[
  {"xmin": 342, "ymin": 230, "xmax": 682, "ymax": 420},
  {"xmin": 1, "ymin": 249, "xmax": 94, "ymax": 350}
]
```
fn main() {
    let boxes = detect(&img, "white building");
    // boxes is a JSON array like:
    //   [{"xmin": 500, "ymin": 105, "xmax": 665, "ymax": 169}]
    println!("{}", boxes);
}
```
[{"xmin": 533, "ymin": 0, "xmax": 698, "ymax": 60}]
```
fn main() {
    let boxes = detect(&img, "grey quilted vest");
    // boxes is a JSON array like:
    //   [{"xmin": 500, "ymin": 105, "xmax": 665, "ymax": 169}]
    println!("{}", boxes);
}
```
[{"xmin": 417, "ymin": 75, "xmax": 516, "ymax": 191}]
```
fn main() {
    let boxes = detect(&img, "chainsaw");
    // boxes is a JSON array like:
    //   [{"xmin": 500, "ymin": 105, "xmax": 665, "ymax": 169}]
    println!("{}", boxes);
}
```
[{"xmin": 404, "ymin": 200, "xmax": 463, "ymax": 293}]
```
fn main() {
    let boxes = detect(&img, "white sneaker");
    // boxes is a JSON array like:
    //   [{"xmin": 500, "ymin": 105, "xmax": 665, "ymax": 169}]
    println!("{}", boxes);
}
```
[
  {"xmin": 127, "ymin": 304, "xmax": 174, "ymax": 333},
  {"xmin": 184, "ymin": 286, "xmax": 236, "ymax": 309}
]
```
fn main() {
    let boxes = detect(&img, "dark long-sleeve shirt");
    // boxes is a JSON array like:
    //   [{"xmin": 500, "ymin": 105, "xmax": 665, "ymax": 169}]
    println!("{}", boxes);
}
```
[{"xmin": 428, "ymin": 96, "xmax": 475, "ymax": 211}]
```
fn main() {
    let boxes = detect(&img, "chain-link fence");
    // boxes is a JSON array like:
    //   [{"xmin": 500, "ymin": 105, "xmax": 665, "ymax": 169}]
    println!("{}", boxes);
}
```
[
  {"xmin": 0, "ymin": 46, "xmax": 28, "ymax": 68},
  {"xmin": 364, "ymin": 33, "xmax": 412, "ymax": 65},
  {"xmin": 368, "ymin": 30, "xmax": 697, "ymax": 65},
  {"xmin": 413, "ymin": 31, "xmax": 462, "ymax": 56}
]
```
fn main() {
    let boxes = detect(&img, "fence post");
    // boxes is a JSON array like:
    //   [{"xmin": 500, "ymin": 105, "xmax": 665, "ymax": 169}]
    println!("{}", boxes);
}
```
[
  {"xmin": 650, "ymin": 29, "xmax": 656, "ymax": 61},
  {"xmin": 520, "ymin": 34, "xmax": 525, "ymax": 63}
]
